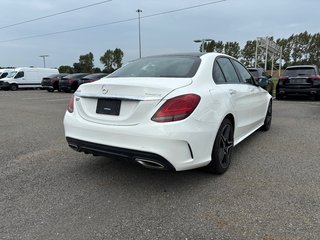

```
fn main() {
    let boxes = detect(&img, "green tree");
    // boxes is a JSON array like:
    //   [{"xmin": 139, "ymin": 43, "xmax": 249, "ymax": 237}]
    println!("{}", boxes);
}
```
[
  {"xmin": 224, "ymin": 41, "xmax": 240, "ymax": 58},
  {"xmin": 241, "ymin": 40, "xmax": 256, "ymax": 66},
  {"xmin": 92, "ymin": 67, "xmax": 102, "ymax": 73},
  {"xmin": 113, "ymin": 48, "xmax": 124, "ymax": 69},
  {"xmin": 290, "ymin": 31, "xmax": 311, "ymax": 64},
  {"xmin": 73, "ymin": 52, "xmax": 94, "ymax": 73},
  {"xmin": 309, "ymin": 33, "xmax": 320, "ymax": 66},
  {"xmin": 58, "ymin": 65, "xmax": 73, "ymax": 73},
  {"xmin": 204, "ymin": 40, "xmax": 224, "ymax": 53},
  {"xmin": 100, "ymin": 48, "xmax": 124, "ymax": 73}
]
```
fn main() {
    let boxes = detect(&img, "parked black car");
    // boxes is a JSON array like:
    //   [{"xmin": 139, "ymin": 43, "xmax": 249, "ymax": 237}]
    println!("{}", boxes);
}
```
[
  {"xmin": 248, "ymin": 67, "xmax": 274, "ymax": 95},
  {"xmin": 276, "ymin": 65, "xmax": 320, "ymax": 100},
  {"xmin": 59, "ymin": 73, "xmax": 89, "ymax": 92},
  {"xmin": 41, "ymin": 73, "xmax": 68, "ymax": 92},
  {"xmin": 78, "ymin": 73, "xmax": 108, "ymax": 86}
]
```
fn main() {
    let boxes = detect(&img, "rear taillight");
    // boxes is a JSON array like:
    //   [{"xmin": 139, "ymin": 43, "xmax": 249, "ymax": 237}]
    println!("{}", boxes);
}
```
[
  {"xmin": 67, "ymin": 95, "xmax": 74, "ymax": 113},
  {"xmin": 309, "ymin": 76, "xmax": 320, "ymax": 85},
  {"xmin": 151, "ymin": 94, "xmax": 201, "ymax": 123},
  {"xmin": 278, "ymin": 77, "xmax": 289, "ymax": 85},
  {"xmin": 68, "ymin": 79, "xmax": 75, "ymax": 84}
]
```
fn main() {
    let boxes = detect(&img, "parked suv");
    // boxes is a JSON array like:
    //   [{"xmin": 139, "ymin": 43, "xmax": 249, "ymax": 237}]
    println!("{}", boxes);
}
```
[
  {"xmin": 41, "ymin": 73, "xmax": 67, "ymax": 92},
  {"xmin": 248, "ymin": 67, "xmax": 274, "ymax": 95},
  {"xmin": 276, "ymin": 65, "xmax": 320, "ymax": 100},
  {"xmin": 59, "ymin": 73, "xmax": 89, "ymax": 92}
]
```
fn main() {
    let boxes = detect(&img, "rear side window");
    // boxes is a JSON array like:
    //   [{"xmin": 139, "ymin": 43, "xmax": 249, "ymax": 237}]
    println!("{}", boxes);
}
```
[
  {"xmin": 15, "ymin": 71, "xmax": 24, "ymax": 78},
  {"xmin": 213, "ymin": 63, "xmax": 226, "ymax": 83},
  {"xmin": 284, "ymin": 67, "xmax": 316, "ymax": 77},
  {"xmin": 216, "ymin": 58, "xmax": 240, "ymax": 83},
  {"xmin": 232, "ymin": 60, "xmax": 254, "ymax": 84}
]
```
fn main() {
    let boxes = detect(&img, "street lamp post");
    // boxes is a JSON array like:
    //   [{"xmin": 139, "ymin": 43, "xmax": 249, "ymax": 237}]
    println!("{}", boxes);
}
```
[
  {"xmin": 194, "ymin": 39, "xmax": 213, "ymax": 52},
  {"xmin": 39, "ymin": 55, "xmax": 49, "ymax": 68},
  {"xmin": 136, "ymin": 9, "xmax": 142, "ymax": 58}
]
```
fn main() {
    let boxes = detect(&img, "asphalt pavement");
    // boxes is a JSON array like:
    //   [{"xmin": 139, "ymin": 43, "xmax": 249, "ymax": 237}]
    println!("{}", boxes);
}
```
[{"xmin": 1, "ymin": 90, "xmax": 319, "ymax": 240}]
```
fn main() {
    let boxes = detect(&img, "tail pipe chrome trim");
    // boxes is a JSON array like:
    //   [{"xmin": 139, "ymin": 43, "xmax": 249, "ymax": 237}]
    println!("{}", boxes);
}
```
[
  {"xmin": 68, "ymin": 143, "xmax": 79, "ymax": 151},
  {"xmin": 135, "ymin": 158, "xmax": 166, "ymax": 170}
]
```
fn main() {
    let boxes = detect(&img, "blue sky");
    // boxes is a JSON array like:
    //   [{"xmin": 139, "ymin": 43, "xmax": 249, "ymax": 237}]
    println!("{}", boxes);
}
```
[{"xmin": 0, "ymin": 0, "xmax": 319, "ymax": 69}]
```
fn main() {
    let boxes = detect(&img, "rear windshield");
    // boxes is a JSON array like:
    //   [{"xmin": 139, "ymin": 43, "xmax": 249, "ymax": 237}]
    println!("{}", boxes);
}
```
[
  {"xmin": 284, "ymin": 67, "xmax": 316, "ymax": 77},
  {"xmin": 248, "ymin": 69, "xmax": 259, "ymax": 78},
  {"xmin": 109, "ymin": 56, "xmax": 201, "ymax": 78}
]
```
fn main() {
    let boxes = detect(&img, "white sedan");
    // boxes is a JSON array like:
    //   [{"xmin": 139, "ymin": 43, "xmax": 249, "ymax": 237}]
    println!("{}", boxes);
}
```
[{"xmin": 64, "ymin": 53, "xmax": 272, "ymax": 174}]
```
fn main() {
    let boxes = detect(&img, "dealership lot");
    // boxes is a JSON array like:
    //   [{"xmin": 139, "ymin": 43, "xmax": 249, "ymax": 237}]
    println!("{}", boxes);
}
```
[{"xmin": 1, "ymin": 90, "xmax": 319, "ymax": 239}]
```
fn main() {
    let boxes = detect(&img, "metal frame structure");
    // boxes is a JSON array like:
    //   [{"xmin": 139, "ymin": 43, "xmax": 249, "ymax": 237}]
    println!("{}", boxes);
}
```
[{"xmin": 255, "ymin": 37, "xmax": 282, "ymax": 77}]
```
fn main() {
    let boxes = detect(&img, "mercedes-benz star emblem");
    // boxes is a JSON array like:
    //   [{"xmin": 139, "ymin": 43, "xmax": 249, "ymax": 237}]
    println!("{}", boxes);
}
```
[{"xmin": 101, "ymin": 85, "xmax": 109, "ymax": 95}]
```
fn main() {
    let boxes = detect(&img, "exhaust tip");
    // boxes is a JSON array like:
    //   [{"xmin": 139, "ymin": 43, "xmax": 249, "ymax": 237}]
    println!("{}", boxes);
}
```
[
  {"xmin": 68, "ymin": 143, "xmax": 79, "ymax": 151},
  {"xmin": 135, "ymin": 158, "xmax": 166, "ymax": 170}
]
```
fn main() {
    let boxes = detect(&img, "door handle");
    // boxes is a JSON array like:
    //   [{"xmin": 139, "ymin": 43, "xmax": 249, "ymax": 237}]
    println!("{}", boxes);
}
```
[{"xmin": 229, "ymin": 89, "xmax": 237, "ymax": 95}]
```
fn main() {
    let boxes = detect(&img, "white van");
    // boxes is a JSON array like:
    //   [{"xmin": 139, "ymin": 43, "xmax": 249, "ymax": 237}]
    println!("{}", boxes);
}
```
[
  {"xmin": 0, "ymin": 69, "xmax": 14, "ymax": 79},
  {"xmin": 0, "ymin": 67, "xmax": 59, "ymax": 91}
]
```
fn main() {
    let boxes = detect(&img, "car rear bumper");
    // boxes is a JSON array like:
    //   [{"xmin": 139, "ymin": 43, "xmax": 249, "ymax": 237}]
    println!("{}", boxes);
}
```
[
  {"xmin": 66, "ymin": 137, "xmax": 176, "ymax": 170},
  {"xmin": 63, "ymin": 111, "xmax": 217, "ymax": 171},
  {"xmin": 59, "ymin": 83, "xmax": 72, "ymax": 91},
  {"xmin": 277, "ymin": 87, "xmax": 320, "ymax": 96}
]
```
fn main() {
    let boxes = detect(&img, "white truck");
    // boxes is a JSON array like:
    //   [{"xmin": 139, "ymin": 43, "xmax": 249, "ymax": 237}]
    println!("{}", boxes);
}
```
[{"xmin": 0, "ymin": 67, "xmax": 59, "ymax": 91}]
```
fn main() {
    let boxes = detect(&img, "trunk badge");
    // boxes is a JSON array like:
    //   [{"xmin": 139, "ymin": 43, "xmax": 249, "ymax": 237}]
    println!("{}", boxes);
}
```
[{"xmin": 101, "ymin": 85, "xmax": 109, "ymax": 95}]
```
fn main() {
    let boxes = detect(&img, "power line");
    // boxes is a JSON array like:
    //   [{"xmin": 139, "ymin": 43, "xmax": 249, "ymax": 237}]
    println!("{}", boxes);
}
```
[
  {"xmin": 0, "ymin": 0, "xmax": 112, "ymax": 30},
  {"xmin": 0, "ymin": 0, "xmax": 226, "ymax": 43}
]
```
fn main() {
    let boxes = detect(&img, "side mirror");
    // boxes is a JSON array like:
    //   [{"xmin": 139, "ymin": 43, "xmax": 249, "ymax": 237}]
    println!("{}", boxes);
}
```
[{"xmin": 258, "ymin": 78, "xmax": 267, "ymax": 87}]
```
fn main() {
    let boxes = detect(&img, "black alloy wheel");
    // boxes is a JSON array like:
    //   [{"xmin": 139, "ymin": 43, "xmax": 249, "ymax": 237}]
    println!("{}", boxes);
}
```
[
  {"xmin": 260, "ymin": 101, "xmax": 272, "ymax": 131},
  {"xmin": 207, "ymin": 118, "xmax": 234, "ymax": 174}
]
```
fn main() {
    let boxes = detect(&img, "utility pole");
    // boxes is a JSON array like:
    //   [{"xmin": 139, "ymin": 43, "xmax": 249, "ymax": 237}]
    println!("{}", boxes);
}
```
[
  {"xmin": 136, "ymin": 9, "xmax": 142, "ymax": 58},
  {"xmin": 39, "ymin": 55, "xmax": 49, "ymax": 68}
]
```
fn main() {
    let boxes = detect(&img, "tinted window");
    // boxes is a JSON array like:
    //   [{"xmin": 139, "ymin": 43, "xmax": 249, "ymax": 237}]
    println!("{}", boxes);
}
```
[
  {"xmin": 0, "ymin": 72, "xmax": 8, "ymax": 79},
  {"xmin": 232, "ymin": 60, "xmax": 253, "ymax": 84},
  {"xmin": 284, "ymin": 67, "xmax": 316, "ymax": 77},
  {"xmin": 15, "ymin": 71, "xmax": 24, "ymax": 78},
  {"xmin": 213, "ymin": 62, "xmax": 226, "ymax": 83},
  {"xmin": 216, "ymin": 58, "xmax": 239, "ymax": 83},
  {"xmin": 248, "ymin": 69, "xmax": 259, "ymax": 78},
  {"xmin": 109, "ymin": 56, "xmax": 201, "ymax": 78}
]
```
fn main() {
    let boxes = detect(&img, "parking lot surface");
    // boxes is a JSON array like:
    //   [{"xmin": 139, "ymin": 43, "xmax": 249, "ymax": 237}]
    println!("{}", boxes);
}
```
[{"xmin": 1, "ymin": 90, "xmax": 320, "ymax": 240}]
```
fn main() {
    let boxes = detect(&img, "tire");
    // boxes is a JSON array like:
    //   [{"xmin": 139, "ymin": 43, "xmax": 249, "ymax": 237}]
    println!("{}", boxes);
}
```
[
  {"xmin": 276, "ymin": 93, "xmax": 283, "ymax": 100},
  {"xmin": 260, "ymin": 101, "xmax": 272, "ymax": 131},
  {"xmin": 53, "ymin": 82, "xmax": 59, "ymax": 91},
  {"xmin": 206, "ymin": 118, "xmax": 234, "ymax": 174},
  {"xmin": 47, "ymin": 89, "xmax": 54, "ymax": 92},
  {"xmin": 10, "ymin": 84, "xmax": 18, "ymax": 91}
]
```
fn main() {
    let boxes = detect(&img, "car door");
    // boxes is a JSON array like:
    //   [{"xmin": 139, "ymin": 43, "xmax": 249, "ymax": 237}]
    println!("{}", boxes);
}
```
[
  {"xmin": 231, "ymin": 59, "xmax": 267, "ymax": 134},
  {"xmin": 211, "ymin": 57, "xmax": 256, "ymax": 143}
]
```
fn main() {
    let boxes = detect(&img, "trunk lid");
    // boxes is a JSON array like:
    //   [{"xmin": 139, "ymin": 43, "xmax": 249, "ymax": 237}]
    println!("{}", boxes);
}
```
[{"xmin": 75, "ymin": 77, "xmax": 192, "ymax": 126}]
